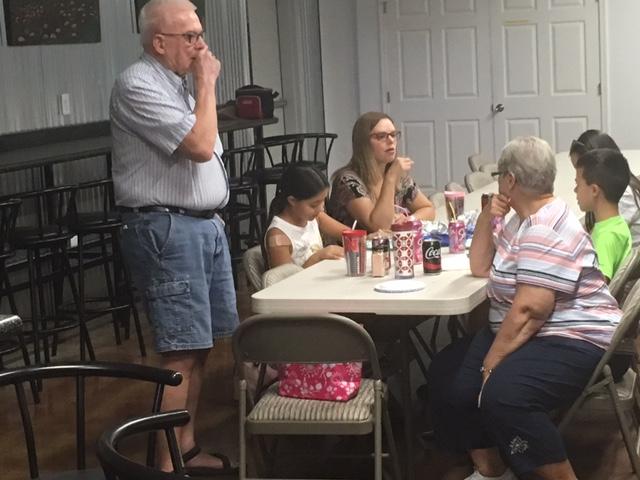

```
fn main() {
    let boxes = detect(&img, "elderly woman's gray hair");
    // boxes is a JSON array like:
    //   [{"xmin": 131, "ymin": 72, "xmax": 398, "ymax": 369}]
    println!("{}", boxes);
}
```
[
  {"xmin": 498, "ymin": 136, "xmax": 556, "ymax": 194},
  {"xmin": 139, "ymin": 0, "xmax": 197, "ymax": 47}
]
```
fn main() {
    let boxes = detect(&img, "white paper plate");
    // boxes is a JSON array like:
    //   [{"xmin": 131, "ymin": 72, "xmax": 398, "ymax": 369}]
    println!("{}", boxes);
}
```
[{"xmin": 374, "ymin": 279, "xmax": 426, "ymax": 293}]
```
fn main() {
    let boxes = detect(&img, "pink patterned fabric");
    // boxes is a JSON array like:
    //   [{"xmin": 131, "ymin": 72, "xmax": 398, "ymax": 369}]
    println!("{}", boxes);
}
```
[{"xmin": 278, "ymin": 362, "xmax": 362, "ymax": 402}]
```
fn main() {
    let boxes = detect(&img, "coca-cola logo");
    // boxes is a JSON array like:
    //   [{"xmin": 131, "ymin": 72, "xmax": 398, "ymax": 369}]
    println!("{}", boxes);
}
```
[{"xmin": 424, "ymin": 247, "xmax": 440, "ymax": 259}]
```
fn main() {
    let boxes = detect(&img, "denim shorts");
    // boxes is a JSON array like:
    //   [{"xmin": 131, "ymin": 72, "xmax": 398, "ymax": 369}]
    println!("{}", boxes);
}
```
[{"xmin": 119, "ymin": 212, "xmax": 239, "ymax": 353}]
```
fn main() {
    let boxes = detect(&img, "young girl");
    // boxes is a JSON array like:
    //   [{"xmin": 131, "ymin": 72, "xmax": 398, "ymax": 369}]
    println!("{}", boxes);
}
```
[{"xmin": 265, "ymin": 165, "xmax": 348, "ymax": 268}]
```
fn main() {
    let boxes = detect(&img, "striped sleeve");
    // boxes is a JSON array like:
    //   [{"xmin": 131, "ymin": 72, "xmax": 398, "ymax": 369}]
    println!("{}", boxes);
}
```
[
  {"xmin": 112, "ymin": 74, "xmax": 195, "ymax": 157},
  {"xmin": 516, "ymin": 224, "xmax": 588, "ymax": 294}
]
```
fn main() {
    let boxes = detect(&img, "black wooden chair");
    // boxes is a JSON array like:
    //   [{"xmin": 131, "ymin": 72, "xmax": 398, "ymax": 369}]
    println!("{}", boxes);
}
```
[
  {"xmin": 7, "ymin": 185, "xmax": 96, "ymax": 368},
  {"xmin": 0, "ymin": 362, "xmax": 183, "ymax": 480},
  {"xmin": 98, "ymin": 410, "xmax": 191, "ymax": 480},
  {"xmin": 66, "ymin": 179, "xmax": 146, "ymax": 357},
  {"xmin": 221, "ymin": 144, "xmax": 265, "ymax": 284},
  {"xmin": 295, "ymin": 132, "xmax": 338, "ymax": 173}
]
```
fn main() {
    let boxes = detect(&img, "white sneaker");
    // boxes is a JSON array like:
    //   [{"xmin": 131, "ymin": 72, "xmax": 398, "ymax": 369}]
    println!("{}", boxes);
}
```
[{"xmin": 464, "ymin": 468, "xmax": 518, "ymax": 480}]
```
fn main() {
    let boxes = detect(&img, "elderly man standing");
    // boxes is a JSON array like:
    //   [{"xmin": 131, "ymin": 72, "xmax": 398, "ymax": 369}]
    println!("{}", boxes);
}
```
[{"xmin": 110, "ymin": 0, "xmax": 238, "ymax": 475}]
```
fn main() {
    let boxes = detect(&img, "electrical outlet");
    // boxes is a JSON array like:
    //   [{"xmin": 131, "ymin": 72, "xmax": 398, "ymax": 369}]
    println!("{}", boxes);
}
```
[{"xmin": 59, "ymin": 93, "xmax": 71, "ymax": 115}]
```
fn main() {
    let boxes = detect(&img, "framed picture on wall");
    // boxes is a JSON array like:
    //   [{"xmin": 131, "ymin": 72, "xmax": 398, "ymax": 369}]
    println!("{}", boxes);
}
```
[
  {"xmin": 3, "ymin": 0, "xmax": 101, "ymax": 46},
  {"xmin": 133, "ymin": 0, "xmax": 206, "ymax": 33}
]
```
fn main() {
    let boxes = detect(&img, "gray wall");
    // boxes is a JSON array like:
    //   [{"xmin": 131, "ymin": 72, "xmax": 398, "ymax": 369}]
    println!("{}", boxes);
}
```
[{"xmin": 0, "ymin": 0, "xmax": 248, "ymax": 135}]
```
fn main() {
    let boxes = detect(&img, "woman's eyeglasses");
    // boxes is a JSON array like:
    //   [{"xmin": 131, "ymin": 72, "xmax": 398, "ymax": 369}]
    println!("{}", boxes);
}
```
[
  {"xmin": 370, "ymin": 131, "xmax": 401, "ymax": 142},
  {"xmin": 159, "ymin": 31, "xmax": 205, "ymax": 45}
]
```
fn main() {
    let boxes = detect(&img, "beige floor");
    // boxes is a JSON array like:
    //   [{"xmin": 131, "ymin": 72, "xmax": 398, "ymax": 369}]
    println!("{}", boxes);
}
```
[{"xmin": 0, "ymin": 273, "xmax": 637, "ymax": 479}]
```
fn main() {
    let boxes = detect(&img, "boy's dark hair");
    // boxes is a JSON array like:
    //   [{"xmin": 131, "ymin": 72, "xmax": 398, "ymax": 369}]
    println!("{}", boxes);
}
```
[{"xmin": 576, "ymin": 148, "xmax": 630, "ymax": 204}]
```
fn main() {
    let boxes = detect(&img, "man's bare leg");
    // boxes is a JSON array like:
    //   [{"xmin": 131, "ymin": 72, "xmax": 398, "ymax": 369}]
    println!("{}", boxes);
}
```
[
  {"xmin": 531, "ymin": 460, "xmax": 577, "ymax": 480},
  {"xmin": 157, "ymin": 349, "xmax": 224, "ymax": 471}
]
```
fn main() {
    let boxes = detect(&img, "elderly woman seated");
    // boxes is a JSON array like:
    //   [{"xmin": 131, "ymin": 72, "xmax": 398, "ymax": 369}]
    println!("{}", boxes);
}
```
[{"xmin": 428, "ymin": 136, "xmax": 622, "ymax": 480}]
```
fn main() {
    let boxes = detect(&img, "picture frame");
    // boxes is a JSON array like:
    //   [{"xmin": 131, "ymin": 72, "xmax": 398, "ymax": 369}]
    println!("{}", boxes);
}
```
[{"xmin": 3, "ymin": 0, "xmax": 101, "ymax": 46}]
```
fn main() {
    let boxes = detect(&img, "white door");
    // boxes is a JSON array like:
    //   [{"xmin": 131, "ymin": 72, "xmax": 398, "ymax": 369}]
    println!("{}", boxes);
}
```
[
  {"xmin": 490, "ymin": 0, "xmax": 601, "ymax": 153},
  {"xmin": 380, "ymin": 0, "xmax": 494, "ymax": 190},
  {"xmin": 380, "ymin": 0, "xmax": 601, "ymax": 187}
]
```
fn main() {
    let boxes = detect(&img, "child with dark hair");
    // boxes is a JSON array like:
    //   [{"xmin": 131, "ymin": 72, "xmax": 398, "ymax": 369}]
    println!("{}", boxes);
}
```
[
  {"xmin": 570, "ymin": 130, "xmax": 640, "ymax": 246},
  {"xmin": 265, "ymin": 165, "xmax": 348, "ymax": 268},
  {"xmin": 574, "ymin": 148, "xmax": 633, "ymax": 281}
]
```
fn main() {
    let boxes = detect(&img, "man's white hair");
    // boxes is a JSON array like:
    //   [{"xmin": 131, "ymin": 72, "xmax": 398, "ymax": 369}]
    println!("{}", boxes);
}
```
[{"xmin": 139, "ymin": 0, "xmax": 197, "ymax": 48}]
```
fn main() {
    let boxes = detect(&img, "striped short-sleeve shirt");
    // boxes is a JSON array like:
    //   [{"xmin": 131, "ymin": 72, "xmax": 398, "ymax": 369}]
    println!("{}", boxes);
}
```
[
  {"xmin": 487, "ymin": 197, "xmax": 621, "ymax": 349},
  {"xmin": 110, "ymin": 53, "xmax": 228, "ymax": 210}
]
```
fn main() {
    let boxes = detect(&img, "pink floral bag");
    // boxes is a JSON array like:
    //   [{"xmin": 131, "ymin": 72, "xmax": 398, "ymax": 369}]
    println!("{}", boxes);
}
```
[{"xmin": 278, "ymin": 362, "xmax": 362, "ymax": 402}]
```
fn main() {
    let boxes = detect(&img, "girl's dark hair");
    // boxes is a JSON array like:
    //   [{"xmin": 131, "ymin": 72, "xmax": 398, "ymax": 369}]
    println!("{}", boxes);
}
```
[
  {"xmin": 267, "ymin": 164, "xmax": 330, "ymax": 227},
  {"xmin": 570, "ymin": 130, "xmax": 640, "ymax": 231}
]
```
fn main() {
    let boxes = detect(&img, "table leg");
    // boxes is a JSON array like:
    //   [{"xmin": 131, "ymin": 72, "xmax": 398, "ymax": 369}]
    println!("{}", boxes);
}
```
[{"xmin": 401, "ymin": 317, "xmax": 415, "ymax": 480}]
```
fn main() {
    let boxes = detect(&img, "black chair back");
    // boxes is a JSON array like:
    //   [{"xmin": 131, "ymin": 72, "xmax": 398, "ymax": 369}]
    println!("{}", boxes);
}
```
[
  {"xmin": 0, "ymin": 362, "xmax": 182, "ymax": 479},
  {"xmin": 97, "ymin": 410, "xmax": 191, "ymax": 480},
  {"xmin": 0, "ymin": 198, "xmax": 20, "ymax": 258}
]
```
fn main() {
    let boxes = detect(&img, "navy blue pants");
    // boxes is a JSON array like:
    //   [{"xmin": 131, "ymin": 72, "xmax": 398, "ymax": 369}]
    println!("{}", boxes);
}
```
[{"xmin": 428, "ymin": 327, "xmax": 603, "ymax": 476}]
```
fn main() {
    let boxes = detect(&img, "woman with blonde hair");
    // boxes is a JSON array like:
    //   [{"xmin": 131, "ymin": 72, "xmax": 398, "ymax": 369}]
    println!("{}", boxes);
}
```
[{"xmin": 327, "ymin": 111, "xmax": 435, "ymax": 231}]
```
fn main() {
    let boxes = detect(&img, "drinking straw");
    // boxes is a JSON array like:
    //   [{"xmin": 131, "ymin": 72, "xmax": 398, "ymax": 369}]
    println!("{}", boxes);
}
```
[
  {"xmin": 447, "ymin": 201, "xmax": 456, "ymax": 220},
  {"xmin": 351, "ymin": 219, "xmax": 358, "ymax": 229}
]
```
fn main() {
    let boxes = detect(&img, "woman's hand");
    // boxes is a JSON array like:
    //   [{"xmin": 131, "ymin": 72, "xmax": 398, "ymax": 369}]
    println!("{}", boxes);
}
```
[
  {"xmin": 485, "ymin": 193, "xmax": 511, "ymax": 219},
  {"xmin": 386, "ymin": 156, "xmax": 413, "ymax": 180}
]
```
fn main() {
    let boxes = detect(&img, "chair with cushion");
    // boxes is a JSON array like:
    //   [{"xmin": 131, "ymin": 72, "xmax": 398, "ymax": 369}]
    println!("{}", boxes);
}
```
[
  {"xmin": 243, "ymin": 246, "xmax": 266, "ymax": 293},
  {"xmin": 464, "ymin": 171, "xmax": 494, "ymax": 192},
  {"xmin": 468, "ymin": 153, "xmax": 492, "ymax": 172},
  {"xmin": 428, "ymin": 191, "xmax": 445, "ymax": 210},
  {"xmin": 609, "ymin": 247, "xmax": 640, "ymax": 304},
  {"xmin": 558, "ymin": 281, "xmax": 640, "ymax": 478},
  {"xmin": 98, "ymin": 410, "xmax": 191, "ymax": 480},
  {"xmin": 243, "ymin": 245, "xmax": 304, "ymax": 293},
  {"xmin": 444, "ymin": 181, "xmax": 467, "ymax": 193},
  {"xmin": 233, "ymin": 312, "xmax": 401, "ymax": 480},
  {"xmin": 0, "ymin": 361, "xmax": 183, "ymax": 480},
  {"xmin": 479, "ymin": 162, "xmax": 499, "ymax": 175}
]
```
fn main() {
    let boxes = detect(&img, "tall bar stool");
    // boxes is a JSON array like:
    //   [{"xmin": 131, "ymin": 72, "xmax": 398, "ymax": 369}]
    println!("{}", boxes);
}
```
[
  {"xmin": 221, "ymin": 144, "xmax": 265, "ymax": 284},
  {"xmin": 66, "ymin": 179, "xmax": 146, "ymax": 357},
  {"xmin": 10, "ymin": 185, "xmax": 95, "ymax": 367},
  {"xmin": 295, "ymin": 132, "xmax": 337, "ymax": 173}
]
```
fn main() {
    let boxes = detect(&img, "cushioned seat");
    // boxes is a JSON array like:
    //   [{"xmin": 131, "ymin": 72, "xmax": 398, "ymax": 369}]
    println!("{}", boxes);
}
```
[{"xmin": 248, "ymin": 379, "xmax": 376, "ymax": 428}]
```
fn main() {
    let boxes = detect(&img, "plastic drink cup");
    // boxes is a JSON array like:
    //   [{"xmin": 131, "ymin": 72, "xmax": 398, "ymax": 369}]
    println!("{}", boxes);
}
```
[
  {"xmin": 444, "ymin": 191, "xmax": 465, "ymax": 221},
  {"xmin": 342, "ymin": 229, "xmax": 367, "ymax": 276},
  {"xmin": 391, "ymin": 222, "xmax": 415, "ymax": 279}
]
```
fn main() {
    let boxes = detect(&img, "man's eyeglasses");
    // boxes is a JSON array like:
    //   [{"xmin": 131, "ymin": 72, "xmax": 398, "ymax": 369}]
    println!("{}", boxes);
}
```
[
  {"xmin": 370, "ymin": 131, "xmax": 401, "ymax": 142},
  {"xmin": 159, "ymin": 31, "xmax": 205, "ymax": 45},
  {"xmin": 491, "ymin": 170, "xmax": 508, "ymax": 178}
]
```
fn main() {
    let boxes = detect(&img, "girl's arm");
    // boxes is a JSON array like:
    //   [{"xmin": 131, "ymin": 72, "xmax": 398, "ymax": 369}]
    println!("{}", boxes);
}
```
[
  {"xmin": 265, "ymin": 228, "xmax": 294, "ymax": 268},
  {"xmin": 407, "ymin": 190, "xmax": 436, "ymax": 221},
  {"xmin": 317, "ymin": 211, "xmax": 349, "ymax": 241}
]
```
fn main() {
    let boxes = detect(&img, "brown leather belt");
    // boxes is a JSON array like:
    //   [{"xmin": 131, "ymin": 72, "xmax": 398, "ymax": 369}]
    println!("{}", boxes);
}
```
[{"xmin": 118, "ymin": 205, "xmax": 218, "ymax": 219}]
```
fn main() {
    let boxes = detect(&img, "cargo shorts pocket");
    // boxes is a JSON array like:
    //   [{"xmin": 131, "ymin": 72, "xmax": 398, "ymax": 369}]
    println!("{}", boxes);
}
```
[{"xmin": 145, "ymin": 280, "xmax": 195, "ymax": 347}]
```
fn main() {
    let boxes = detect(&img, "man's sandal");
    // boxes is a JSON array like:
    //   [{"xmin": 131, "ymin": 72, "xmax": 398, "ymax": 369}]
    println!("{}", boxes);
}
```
[{"xmin": 181, "ymin": 445, "xmax": 239, "ymax": 476}]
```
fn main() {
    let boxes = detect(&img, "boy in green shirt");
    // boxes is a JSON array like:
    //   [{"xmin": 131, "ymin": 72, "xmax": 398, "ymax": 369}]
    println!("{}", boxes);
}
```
[{"xmin": 574, "ymin": 148, "xmax": 632, "ymax": 282}]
